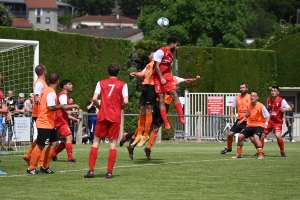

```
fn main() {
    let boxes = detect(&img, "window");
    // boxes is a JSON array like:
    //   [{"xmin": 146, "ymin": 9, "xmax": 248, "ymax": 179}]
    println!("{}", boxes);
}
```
[
  {"xmin": 35, "ymin": 8, "xmax": 42, "ymax": 16},
  {"xmin": 36, "ymin": 17, "xmax": 41, "ymax": 23},
  {"xmin": 46, "ymin": 17, "xmax": 50, "ymax": 24}
]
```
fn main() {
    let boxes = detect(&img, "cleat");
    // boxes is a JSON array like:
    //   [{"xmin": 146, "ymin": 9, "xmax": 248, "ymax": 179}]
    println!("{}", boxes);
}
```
[
  {"xmin": 220, "ymin": 148, "xmax": 232, "ymax": 154},
  {"xmin": 27, "ymin": 168, "xmax": 38, "ymax": 175},
  {"xmin": 127, "ymin": 145, "xmax": 134, "ymax": 160},
  {"xmin": 138, "ymin": 136, "xmax": 150, "ymax": 147},
  {"xmin": 119, "ymin": 132, "xmax": 128, "ymax": 147},
  {"xmin": 258, "ymin": 155, "xmax": 264, "ymax": 159},
  {"xmin": 40, "ymin": 166, "xmax": 54, "ymax": 174},
  {"xmin": 22, "ymin": 154, "xmax": 31, "ymax": 165},
  {"xmin": 291, "ymin": 140, "xmax": 295, "ymax": 142},
  {"xmin": 1, "ymin": 147, "xmax": 6, "ymax": 151},
  {"xmin": 51, "ymin": 156, "xmax": 58, "ymax": 161},
  {"xmin": 254, "ymin": 152, "xmax": 265, "ymax": 157},
  {"xmin": 164, "ymin": 122, "xmax": 171, "ymax": 130},
  {"xmin": 7, "ymin": 147, "xmax": 14, "ymax": 151},
  {"xmin": 0, "ymin": 169, "xmax": 7, "ymax": 175},
  {"xmin": 130, "ymin": 135, "xmax": 142, "ymax": 146},
  {"xmin": 232, "ymin": 154, "xmax": 242, "ymax": 159},
  {"xmin": 105, "ymin": 172, "xmax": 113, "ymax": 179},
  {"xmin": 179, "ymin": 117, "xmax": 186, "ymax": 124},
  {"xmin": 144, "ymin": 147, "xmax": 151, "ymax": 160},
  {"xmin": 68, "ymin": 159, "xmax": 76, "ymax": 162},
  {"xmin": 84, "ymin": 170, "xmax": 94, "ymax": 178},
  {"xmin": 281, "ymin": 152, "xmax": 287, "ymax": 158}
]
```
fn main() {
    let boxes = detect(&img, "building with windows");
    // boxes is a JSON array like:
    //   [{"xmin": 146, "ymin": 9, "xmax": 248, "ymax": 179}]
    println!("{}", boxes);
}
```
[{"xmin": 0, "ymin": 0, "xmax": 72, "ymax": 31}]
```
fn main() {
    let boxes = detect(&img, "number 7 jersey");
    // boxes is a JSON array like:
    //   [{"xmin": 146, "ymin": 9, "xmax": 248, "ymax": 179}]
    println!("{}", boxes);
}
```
[{"xmin": 94, "ymin": 77, "xmax": 128, "ymax": 123}]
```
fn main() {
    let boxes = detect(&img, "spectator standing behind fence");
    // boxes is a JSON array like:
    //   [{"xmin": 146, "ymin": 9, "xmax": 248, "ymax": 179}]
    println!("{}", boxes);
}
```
[
  {"xmin": 87, "ymin": 96, "xmax": 97, "ymax": 143},
  {"xmin": 15, "ymin": 93, "xmax": 25, "ymax": 117},
  {"xmin": 282, "ymin": 103, "xmax": 295, "ymax": 142},
  {"xmin": 24, "ymin": 93, "xmax": 34, "ymax": 117},
  {"xmin": 82, "ymin": 124, "xmax": 90, "ymax": 144},
  {"xmin": 2, "ymin": 90, "xmax": 16, "ymax": 151}
]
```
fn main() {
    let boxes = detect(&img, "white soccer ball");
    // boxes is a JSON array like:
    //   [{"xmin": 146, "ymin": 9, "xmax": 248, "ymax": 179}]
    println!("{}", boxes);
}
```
[{"xmin": 157, "ymin": 17, "xmax": 169, "ymax": 29}]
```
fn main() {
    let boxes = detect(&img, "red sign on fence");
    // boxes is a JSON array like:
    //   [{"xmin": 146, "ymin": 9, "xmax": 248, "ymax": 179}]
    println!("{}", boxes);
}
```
[{"xmin": 207, "ymin": 96, "xmax": 224, "ymax": 114}]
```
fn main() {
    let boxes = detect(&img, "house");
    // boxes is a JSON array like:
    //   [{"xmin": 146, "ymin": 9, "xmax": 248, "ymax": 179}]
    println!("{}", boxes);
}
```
[
  {"xmin": 70, "ymin": 15, "xmax": 138, "ymax": 29},
  {"xmin": 0, "ymin": 0, "xmax": 72, "ymax": 31}
]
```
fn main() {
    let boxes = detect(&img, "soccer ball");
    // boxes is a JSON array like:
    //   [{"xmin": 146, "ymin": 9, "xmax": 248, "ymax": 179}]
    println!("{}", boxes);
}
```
[{"xmin": 157, "ymin": 17, "xmax": 169, "ymax": 29}]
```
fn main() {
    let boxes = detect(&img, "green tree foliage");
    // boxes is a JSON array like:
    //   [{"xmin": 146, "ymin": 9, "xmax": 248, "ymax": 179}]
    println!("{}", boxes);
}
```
[
  {"xmin": 67, "ymin": 0, "xmax": 115, "ymax": 16},
  {"xmin": 138, "ymin": 0, "xmax": 256, "ymax": 48},
  {"xmin": 117, "ymin": 0, "xmax": 159, "ymax": 19},
  {"xmin": 58, "ymin": 15, "xmax": 75, "ymax": 28},
  {"xmin": 0, "ymin": 3, "xmax": 14, "ymax": 27}
]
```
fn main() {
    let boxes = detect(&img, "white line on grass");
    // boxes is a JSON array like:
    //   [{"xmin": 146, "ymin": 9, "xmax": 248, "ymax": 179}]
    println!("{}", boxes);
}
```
[{"xmin": 0, "ymin": 158, "xmax": 254, "ymax": 178}]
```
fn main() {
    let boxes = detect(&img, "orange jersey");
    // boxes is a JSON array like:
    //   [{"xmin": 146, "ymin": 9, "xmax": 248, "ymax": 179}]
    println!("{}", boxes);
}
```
[
  {"xmin": 246, "ymin": 102, "xmax": 267, "ymax": 127},
  {"xmin": 36, "ymin": 87, "xmax": 57, "ymax": 129},
  {"xmin": 235, "ymin": 94, "xmax": 251, "ymax": 120},
  {"xmin": 32, "ymin": 78, "xmax": 48, "ymax": 117},
  {"xmin": 142, "ymin": 60, "xmax": 154, "ymax": 85}
]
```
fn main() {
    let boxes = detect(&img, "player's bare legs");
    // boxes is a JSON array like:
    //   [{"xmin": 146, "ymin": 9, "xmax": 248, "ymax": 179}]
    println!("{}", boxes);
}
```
[{"xmin": 157, "ymin": 93, "xmax": 170, "ymax": 129}]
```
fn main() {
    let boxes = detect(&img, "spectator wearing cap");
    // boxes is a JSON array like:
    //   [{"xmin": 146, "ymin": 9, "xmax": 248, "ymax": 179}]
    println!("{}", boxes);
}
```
[
  {"xmin": 24, "ymin": 93, "xmax": 34, "ymax": 117},
  {"xmin": 15, "ymin": 93, "xmax": 25, "ymax": 117}
]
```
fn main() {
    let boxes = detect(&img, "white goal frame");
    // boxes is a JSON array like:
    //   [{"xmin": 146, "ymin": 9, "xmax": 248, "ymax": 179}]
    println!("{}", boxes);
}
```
[{"xmin": 0, "ymin": 39, "xmax": 39, "ymax": 143}]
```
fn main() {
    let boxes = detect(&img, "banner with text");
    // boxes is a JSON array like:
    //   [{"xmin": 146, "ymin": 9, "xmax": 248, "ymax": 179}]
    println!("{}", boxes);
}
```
[
  {"xmin": 14, "ymin": 117, "xmax": 31, "ymax": 142},
  {"xmin": 207, "ymin": 96, "xmax": 224, "ymax": 114}
]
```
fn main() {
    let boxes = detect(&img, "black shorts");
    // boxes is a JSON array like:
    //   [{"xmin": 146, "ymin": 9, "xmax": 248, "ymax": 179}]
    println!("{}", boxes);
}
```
[
  {"xmin": 152, "ymin": 101, "xmax": 170, "ymax": 126},
  {"xmin": 139, "ymin": 85, "xmax": 156, "ymax": 105},
  {"xmin": 230, "ymin": 120, "xmax": 247, "ymax": 133},
  {"xmin": 37, "ymin": 128, "xmax": 59, "ymax": 145},
  {"xmin": 241, "ymin": 126, "xmax": 264, "ymax": 138},
  {"xmin": 32, "ymin": 117, "xmax": 37, "ymax": 122}
]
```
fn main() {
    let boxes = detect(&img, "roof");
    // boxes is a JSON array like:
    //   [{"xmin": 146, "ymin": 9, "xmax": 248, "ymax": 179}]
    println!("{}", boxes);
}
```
[
  {"xmin": 71, "ymin": 15, "xmax": 137, "ymax": 23},
  {"xmin": 25, "ymin": 0, "xmax": 58, "ymax": 9},
  {"xmin": 60, "ymin": 28, "xmax": 142, "ymax": 39},
  {"xmin": 13, "ymin": 18, "xmax": 33, "ymax": 27},
  {"xmin": 0, "ymin": 0, "xmax": 72, "ymax": 7}
]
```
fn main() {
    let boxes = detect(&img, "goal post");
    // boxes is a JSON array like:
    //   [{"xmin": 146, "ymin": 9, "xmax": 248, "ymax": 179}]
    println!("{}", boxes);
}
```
[{"xmin": 0, "ymin": 39, "xmax": 39, "ymax": 143}]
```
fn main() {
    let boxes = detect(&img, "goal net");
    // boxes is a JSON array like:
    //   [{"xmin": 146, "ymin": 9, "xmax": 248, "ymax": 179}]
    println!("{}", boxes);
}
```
[
  {"xmin": 0, "ymin": 39, "xmax": 39, "ymax": 98},
  {"xmin": 0, "ymin": 39, "xmax": 39, "ymax": 144}
]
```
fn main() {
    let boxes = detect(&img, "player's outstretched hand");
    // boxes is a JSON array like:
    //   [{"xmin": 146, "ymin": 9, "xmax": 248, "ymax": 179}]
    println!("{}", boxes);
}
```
[
  {"xmin": 130, "ymin": 72, "xmax": 136, "ymax": 77},
  {"xmin": 196, "ymin": 75, "xmax": 200, "ymax": 79}
]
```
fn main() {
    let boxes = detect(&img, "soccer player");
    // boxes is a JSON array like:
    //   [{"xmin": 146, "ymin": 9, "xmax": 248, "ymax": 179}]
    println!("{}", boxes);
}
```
[
  {"xmin": 124, "ymin": 75, "xmax": 200, "ymax": 160},
  {"xmin": 0, "ymin": 74, "xmax": 8, "ymax": 175},
  {"xmin": 129, "ymin": 49, "xmax": 157, "ymax": 147},
  {"xmin": 261, "ymin": 86, "xmax": 292, "ymax": 157},
  {"xmin": 232, "ymin": 91, "xmax": 270, "ymax": 159},
  {"xmin": 220, "ymin": 82, "xmax": 251, "ymax": 154},
  {"xmin": 51, "ymin": 79, "xmax": 79, "ymax": 162},
  {"xmin": 22, "ymin": 64, "xmax": 48, "ymax": 166},
  {"xmin": 153, "ymin": 36, "xmax": 185, "ymax": 129},
  {"xmin": 84, "ymin": 62, "xmax": 128, "ymax": 179},
  {"xmin": 27, "ymin": 73, "xmax": 79, "ymax": 175}
]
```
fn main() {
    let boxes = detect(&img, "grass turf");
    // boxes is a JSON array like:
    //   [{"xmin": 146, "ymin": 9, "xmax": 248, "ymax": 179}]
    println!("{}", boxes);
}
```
[{"xmin": 0, "ymin": 141, "xmax": 300, "ymax": 200}]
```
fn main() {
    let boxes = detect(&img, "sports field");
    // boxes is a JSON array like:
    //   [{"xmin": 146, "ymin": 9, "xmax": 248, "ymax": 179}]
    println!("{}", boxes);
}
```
[{"xmin": 1, "ymin": 141, "xmax": 300, "ymax": 200}]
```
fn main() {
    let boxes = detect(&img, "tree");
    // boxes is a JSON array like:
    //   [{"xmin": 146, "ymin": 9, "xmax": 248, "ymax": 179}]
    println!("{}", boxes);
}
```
[
  {"xmin": 117, "ymin": 0, "xmax": 159, "ymax": 19},
  {"xmin": 138, "ymin": 0, "xmax": 256, "ymax": 48},
  {"xmin": 0, "ymin": 3, "xmax": 14, "ymax": 27},
  {"xmin": 67, "ymin": 0, "xmax": 115, "ymax": 16}
]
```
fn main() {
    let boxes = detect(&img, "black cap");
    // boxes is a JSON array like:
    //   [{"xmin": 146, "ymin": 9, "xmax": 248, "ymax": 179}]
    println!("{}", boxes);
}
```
[{"xmin": 60, "ymin": 79, "xmax": 71, "ymax": 89}]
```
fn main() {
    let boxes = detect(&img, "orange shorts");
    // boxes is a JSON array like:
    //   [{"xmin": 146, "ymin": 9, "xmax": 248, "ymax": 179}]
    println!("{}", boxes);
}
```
[
  {"xmin": 94, "ymin": 120, "xmax": 120, "ymax": 140},
  {"xmin": 56, "ymin": 123, "xmax": 72, "ymax": 139},
  {"xmin": 264, "ymin": 123, "xmax": 282, "ymax": 134},
  {"xmin": 153, "ymin": 73, "xmax": 176, "ymax": 93}
]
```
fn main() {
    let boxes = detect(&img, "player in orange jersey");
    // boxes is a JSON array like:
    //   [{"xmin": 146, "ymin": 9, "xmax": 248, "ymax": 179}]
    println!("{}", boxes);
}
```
[
  {"xmin": 153, "ymin": 36, "xmax": 185, "ymax": 130},
  {"xmin": 52, "ymin": 79, "xmax": 79, "ymax": 162},
  {"xmin": 129, "ymin": 49, "xmax": 157, "ymax": 147},
  {"xmin": 22, "ymin": 65, "xmax": 48, "ymax": 167},
  {"xmin": 261, "ymin": 86, "xmax": 292, "ymax": 157},
  {"xmin": 84, "ymin": 63, "xmax": 128, "ymax": 179},
  {"xmin": 232, "ymin": 91, "xmax": 270, "ymax": 159},
  {"xmin": 27, "ymin": 73, "xmax": 79, "ymax": 175},
  {"xmin": 220, "ymin": 82, "xmax": 251, "ymax": 154}
]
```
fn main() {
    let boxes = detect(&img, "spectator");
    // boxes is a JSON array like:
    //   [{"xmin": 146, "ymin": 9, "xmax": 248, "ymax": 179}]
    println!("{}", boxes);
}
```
[
  {"xmin": 15, "ymin": 93, "xmax": 25, "ymax": 117},
  {"xmin": 86, "ymin": 96, "xmax": 97, "ymax": 143},
  {"xmin": 282, "ymin": 103, "xmax": 295, "ymax": 142},
  {"xmin": 24, "ymin": 93, "xmax": 34, "ymax": 117},
  {"xmin": 82, "ymin": 124, "xmax": 90, "ymax": 144}
]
